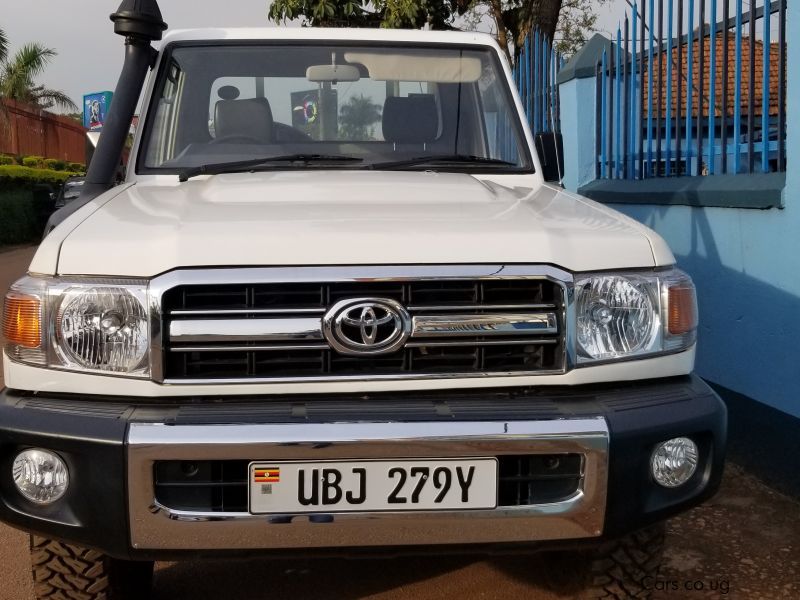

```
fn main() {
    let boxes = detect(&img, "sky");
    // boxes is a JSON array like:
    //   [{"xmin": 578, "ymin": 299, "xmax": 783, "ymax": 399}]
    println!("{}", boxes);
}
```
[{"xmin": 1, "ymin": 0, "xmax": 624, "ymax": 114}]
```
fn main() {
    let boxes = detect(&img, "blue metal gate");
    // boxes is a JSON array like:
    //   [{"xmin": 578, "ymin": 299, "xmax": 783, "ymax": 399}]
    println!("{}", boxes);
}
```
[
  {"xmin": 515, "ymin": 30, "xmax": 563, "ymax": 135},
  {"xmin": 595, "ymin": 0, "xmax": 787, "ymax": 179}
]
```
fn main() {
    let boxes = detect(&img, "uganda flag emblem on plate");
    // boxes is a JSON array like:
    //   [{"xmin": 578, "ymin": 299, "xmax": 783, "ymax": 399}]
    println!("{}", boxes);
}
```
[{"xmin": 254, "ymin": 467, "xmax": 280, "ymax": 483}]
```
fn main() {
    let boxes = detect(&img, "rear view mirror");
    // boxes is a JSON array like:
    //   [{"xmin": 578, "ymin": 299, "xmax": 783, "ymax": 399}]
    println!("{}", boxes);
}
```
[
  {"xmin": 306, "ymin": 64, "xmax": 360, "ymax": 83},
  {"xmin": 534, "ymin": 132, "xmax": 564, "ymax": 183}
]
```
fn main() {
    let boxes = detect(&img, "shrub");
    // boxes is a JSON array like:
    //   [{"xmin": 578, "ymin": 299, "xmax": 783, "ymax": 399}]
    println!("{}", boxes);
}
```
[
  {"xmin": 0, "ymin": 155, "xmax": 15, "ymax": 166},
  {"xmin": 44, "ymin": 158, "xmax": 67, "ymax": 171},
  {"xmin": 21, "ymin": 156, "xmax": 45, "ymax": 168},
  {"xmin": 68, "ymin": 162, "xmax": 86, "ymax": 173},
  {"xmin": 0, "ymin": 166, "xmax": 82, "ymax": 246},
  {"xmin": 0, "ymin": 188, "xmax": 40, "ymax": 246},
  {"xmin": 0, "ymin": 165, "xmax": 78, "ymax": 186}
]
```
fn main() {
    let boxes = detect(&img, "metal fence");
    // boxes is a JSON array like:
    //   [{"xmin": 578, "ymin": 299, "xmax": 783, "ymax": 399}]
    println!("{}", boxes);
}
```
[
  {"xmin": 515, "ymin": 30, "xmax": 563, "ymax": 134},
  {"xmin": 595, "ymin": 0, "xmax": 787, "ymax": 180}
]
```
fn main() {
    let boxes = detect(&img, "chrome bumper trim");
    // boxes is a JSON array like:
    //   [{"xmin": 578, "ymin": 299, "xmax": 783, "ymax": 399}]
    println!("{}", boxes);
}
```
[{"xmin": 127, "ymin": 418, "xmax": 608, "ymax": 550}]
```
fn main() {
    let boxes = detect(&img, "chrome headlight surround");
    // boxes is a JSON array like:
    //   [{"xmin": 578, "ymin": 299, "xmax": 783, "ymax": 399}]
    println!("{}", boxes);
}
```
[
  {"xmin": 574, "ymin": 267, "xmax": 697, "ymax": 365},
  {"xmin": 2, "ymin": 275, "xmax": 150, "ymax": 378}
]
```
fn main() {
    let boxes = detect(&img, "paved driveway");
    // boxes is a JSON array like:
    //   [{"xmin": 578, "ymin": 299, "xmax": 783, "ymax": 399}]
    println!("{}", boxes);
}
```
[{"xmin": 0, "ymin": 246, "xmax": 798, "ymax": 600}]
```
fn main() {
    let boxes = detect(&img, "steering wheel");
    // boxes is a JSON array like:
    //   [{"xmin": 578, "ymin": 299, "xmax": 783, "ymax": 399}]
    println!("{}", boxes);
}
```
[{"xmin": 210, "ymin": 134, "xmax": 265, "ymax": 145}]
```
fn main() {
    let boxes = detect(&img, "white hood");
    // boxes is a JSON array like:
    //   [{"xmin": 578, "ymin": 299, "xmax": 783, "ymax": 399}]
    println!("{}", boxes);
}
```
[{"xmin": 52, "ymin": 171, "xmax": 671, "ymax": 277}]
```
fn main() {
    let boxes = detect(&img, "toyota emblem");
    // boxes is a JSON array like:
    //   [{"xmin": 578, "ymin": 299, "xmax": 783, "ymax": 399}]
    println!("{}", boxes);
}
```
[{"xmin": 323, "ymin": 298, "xmax": 412, "ymax": 355}]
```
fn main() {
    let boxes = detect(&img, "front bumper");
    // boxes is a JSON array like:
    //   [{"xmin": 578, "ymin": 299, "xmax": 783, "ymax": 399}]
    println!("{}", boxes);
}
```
[{"xmin": 0, "ymin": 375, "xmax": 726, "ymax": 559}]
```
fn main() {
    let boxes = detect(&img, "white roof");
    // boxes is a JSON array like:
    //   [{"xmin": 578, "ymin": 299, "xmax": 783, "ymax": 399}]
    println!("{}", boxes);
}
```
[{"xmin": 160, "ymin": 27, "xmax": 500, "ymax": 49}]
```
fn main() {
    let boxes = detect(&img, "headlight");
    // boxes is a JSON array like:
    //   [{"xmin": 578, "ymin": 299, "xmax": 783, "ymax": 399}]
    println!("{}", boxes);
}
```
[
  {"xmin": 2, "ymin": 276, "xmax": 150, "ymax": 377},
  {"xmin": 57, "ymin": 286, "xmax": 149, "ymax": 373},
  {"xmin": 575, "ymin": 268, "xmax": 697, "ymax": 364}
]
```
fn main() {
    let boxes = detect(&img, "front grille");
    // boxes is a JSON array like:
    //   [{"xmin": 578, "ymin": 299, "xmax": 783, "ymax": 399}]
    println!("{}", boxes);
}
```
[
  {"xmin": 154, "ymin": 454, "xmax": 583, "ymax": 513},
  {"xmin": 161, "ymin": 277, "xmax": 565, "ymax": 381}
]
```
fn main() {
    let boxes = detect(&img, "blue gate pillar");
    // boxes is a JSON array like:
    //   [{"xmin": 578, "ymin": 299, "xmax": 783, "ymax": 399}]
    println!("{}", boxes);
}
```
[{"xmin": 556, "ymin": 35, "xmax": 612, "ymax": 191}]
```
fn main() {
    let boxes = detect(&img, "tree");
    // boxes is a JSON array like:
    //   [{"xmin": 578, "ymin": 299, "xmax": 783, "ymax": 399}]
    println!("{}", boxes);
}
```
[
  {"xmin": 268, "ymin": 0, "xmax": 465, "ymax": 30},
  {"xmin": 477, "ymin": 0, "xmax": 606, "ymax": 58},
  {"xmin": 0, "ymin": 28, "xmax": 8, "ymax": 65},
  {"xmin": 552, "ymin": 0, "xmax": 606, "ymax": 55},
  {"xmin": 338, "ymin": 94, "xmax": 382, "ymax": 140},
  {"xmin": 468, "ymin": 0, "xmax": 557, "ymax": 62},
  {"xmin": 267, "ymin": 0, "xmax": 595, "ymax": 62},
  {"xmin": 0, "ymin": 39, "xmax": 77, "ymax": 112}
]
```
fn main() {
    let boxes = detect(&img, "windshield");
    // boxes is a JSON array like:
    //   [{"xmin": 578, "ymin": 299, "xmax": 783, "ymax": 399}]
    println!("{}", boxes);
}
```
[{"xmin": 139, "ymin": 43, "xmax": 532, "ymax": 174}]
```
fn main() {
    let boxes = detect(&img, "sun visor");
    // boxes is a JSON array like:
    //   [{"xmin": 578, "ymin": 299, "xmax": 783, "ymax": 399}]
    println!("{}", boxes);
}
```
[{"xmin": 344, "ymin": 52, "xmax": 482, "ymax": 83}]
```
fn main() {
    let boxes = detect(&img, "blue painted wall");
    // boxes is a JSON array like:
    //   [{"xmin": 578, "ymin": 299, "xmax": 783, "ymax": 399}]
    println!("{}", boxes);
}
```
[
  {"xmin": 559, "ymin": 78, "xmax": 598, "ymax": 192},
  {"xmin": 558, "ymin": 5, "xmax": 800, "ymax": 419}
]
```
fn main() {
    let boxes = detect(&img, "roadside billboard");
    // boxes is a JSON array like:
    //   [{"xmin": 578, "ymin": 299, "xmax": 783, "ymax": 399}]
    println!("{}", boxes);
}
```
[{"xmin": 83, "ymin": 91, "xmax": 113, "ymax": 131}]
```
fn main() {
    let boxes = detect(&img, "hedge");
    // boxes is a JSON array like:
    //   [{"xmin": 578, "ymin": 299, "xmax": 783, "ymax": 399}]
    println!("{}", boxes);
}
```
[
  {"xmin": 0, "ymin": 156, "xmax": 86, "ymax": 172},
  {"xmin": 0, "ymin": 188, "xmax": 42, "ymax": 246},
  {"xmin": 21, "ymin": 156, "xmax": 44, "ymax": 168},
  {"xmin": 0, "ymin": 165, "xmax": 87, "ymax": 245},
  {"xmin": 0, "ymin": 165, "xmax": 81, "ymax": 185},
  {"xmin": 44, "ymin": 158, "xmax": 67, "ymax": 171}
]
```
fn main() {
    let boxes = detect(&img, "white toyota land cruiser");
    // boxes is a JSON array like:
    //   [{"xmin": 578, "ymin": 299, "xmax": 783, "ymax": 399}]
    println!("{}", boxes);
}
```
[{"xmin": 1, "ymin": 2, "xmax": 726, "ymax": 599}]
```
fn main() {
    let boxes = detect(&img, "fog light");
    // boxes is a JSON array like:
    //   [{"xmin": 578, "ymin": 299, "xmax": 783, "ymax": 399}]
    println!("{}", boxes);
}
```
[
  {"xmin": 651, "ymin": 437, "xmax": 698, "ymax": 488},
  {"xmin": 12, "ymin": 449, "xmax": 69, "ymax": 505}
]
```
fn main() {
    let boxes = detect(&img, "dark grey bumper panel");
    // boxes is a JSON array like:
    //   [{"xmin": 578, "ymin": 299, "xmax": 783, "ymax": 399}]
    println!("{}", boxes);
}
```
[{"xmin": 0, "ymin": 374, "xmax": 726, "ymax": 559}]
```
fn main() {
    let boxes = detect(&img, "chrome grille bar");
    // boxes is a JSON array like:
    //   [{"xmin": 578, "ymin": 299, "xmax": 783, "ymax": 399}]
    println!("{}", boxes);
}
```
[
  {"xmin": 169, "ymin": 313, "xmax": 558, "ymax": 345},
  {"xmin": 412, "ymin": 313, "xmax": 557, "ymax": 337},
  {"xmin": 406, "ymin": 339, "xmax": 559, "ymax": 348},
  {"xmin": 170, "ymin": 339, "xmax": 559, "ymax": 353},
  {"xmin": 169, "ymin": 305, "xmax": 556, "ymax": 316},
  {"xmin": 169, "ymin": 308, "xmax": 326, "ymax": 316},
  {"xmin": 398, "ymin": 304, "xmax": 557, "ymax": 312},
  {"xmin": 169, "ymin": 318, "xmax": 323, "ymax": 343}
]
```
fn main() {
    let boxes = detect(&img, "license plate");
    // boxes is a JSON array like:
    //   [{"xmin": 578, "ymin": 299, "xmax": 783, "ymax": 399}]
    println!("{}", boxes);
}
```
[{"xmin": 248, "ymin": 458, "xmax": 498, "ymax": 514}]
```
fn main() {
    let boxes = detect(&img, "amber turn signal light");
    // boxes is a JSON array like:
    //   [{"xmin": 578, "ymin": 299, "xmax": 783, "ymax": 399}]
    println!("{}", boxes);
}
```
[
  {"xmin": 667, "ymin": 284, "xmax": 697, "ymax": 335},
  {"xmin": 2, "ymin": 293, "xmax": 42, "ymax": 348}
]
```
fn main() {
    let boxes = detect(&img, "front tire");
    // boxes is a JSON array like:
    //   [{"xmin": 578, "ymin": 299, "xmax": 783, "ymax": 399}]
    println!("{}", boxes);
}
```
[
  {"xmin": 539, "ymin": 523, "xmax": 666, "ymax": 599},
  {"xmin": 30, "ymin": 536, "xmax": 154, "ymax": 600},
  {"xmin": 578, "ymin": 523, "xmax": 666, "ymax": 599}
]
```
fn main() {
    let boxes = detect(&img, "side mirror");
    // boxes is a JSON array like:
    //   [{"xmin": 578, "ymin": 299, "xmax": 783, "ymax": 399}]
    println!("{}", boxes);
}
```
[{"xmin": 534, "ymin": 132, "xmax": 564, "ymax": 183}]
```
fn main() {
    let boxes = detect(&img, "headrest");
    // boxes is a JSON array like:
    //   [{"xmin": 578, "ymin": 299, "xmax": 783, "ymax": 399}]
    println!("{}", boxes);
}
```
[
  {"xmin": 217, "ymin": 85, "xmax": 240, "ymax": 101},
  {"xmin": 382, "ymin": 95, "xmax": 438, "ymax": 144},
  {"xmin": 214, "ymin": 97, "xmax": 274, "ymax": 143}
]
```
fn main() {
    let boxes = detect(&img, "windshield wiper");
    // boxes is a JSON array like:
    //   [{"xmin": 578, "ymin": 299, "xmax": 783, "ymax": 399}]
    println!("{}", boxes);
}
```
[
  {"xmin": 178, "ymin": 154, "xmax": 364, "ymax": 182},
  {"xmin": 369, "ymin": 154, "xmax": 517, "ymax": 170}
]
